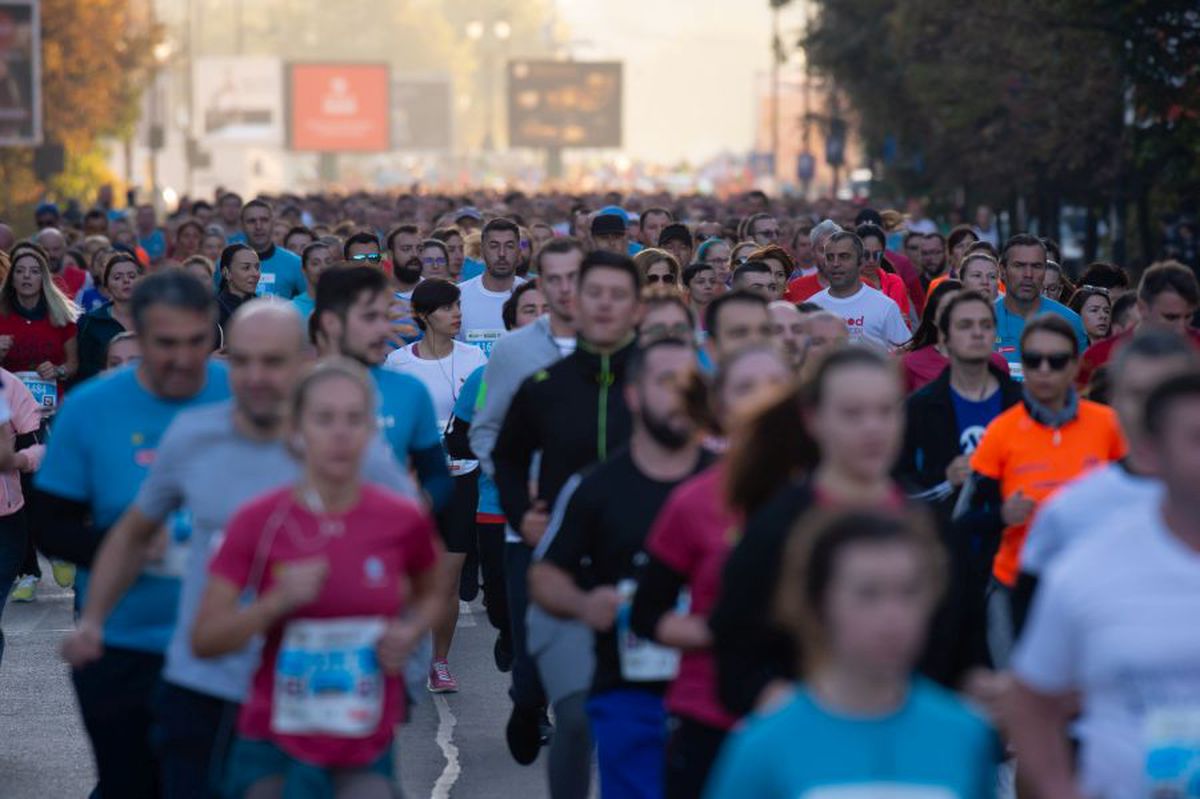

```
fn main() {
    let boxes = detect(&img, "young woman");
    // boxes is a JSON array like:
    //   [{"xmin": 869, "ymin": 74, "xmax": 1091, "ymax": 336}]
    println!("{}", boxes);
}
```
[
  {"xmin": 682, "ymin": 263, "xmax": 718, "ymax": 332},
  {"xmin": 431, "ymin": 227, "xmax": 466, "ymax": 282},
  {"xmin": 747, "ymin": 245, "xmax": 795, "ymax": 299},
  {"xmin": 201, "ymin": 227, "xmax": 227, "ymax": 265},
  {"xmin": 0, "ymin": 246, "xmax": 80, "ymax": 405},
  {"xmin": 697, "ymin": 237, "xmax": 731, "ymax": 274},
  {"xmin": 181, "ymin": 254, "xmax": 217, "ymax": 291},
  {"xmin": 960, "ymin": 252, "xmax": 1001, "ymax": 302},
  {"xmin": 0, "ymin": 372, "xmax": 47, "ymax": 622},
  {"xmin": 384, "ymin": 278, "xmax": 487, "ymax": 693},
  {"xmin": 192, "ymin": 359, "xmax": 441, "ymax": 799},
  {"xmin": 706, "ymin": 508, "xmax": 998, "ymax": 799},
  {"xmin": 419, "ymin": 239, "xmax": 452, "ymax": 282},
  {"xmin": 726, "ymin": 241, "xmax": 758, "ymax": 286},
  {"xmin": 172, "ymin": 219, "xmax": 205, "ymax": 260},
  {"xmin": 501, "ymin": 280, "xmax": 547, "ymax": 331},
  {"xmin": 948, "ymin": 224, "xmax": 981, "ymax": 274},
  {"xmin": 292, "ymin": 241, "xmax": 336, "ymax": 323},
  {"xmin": 1041, "ymin": 261, "xmax": 1073, "ymax": 303},
  {"xmin": 633, "ymin": 248, "xmax": 682, "ymax": 289},
  {"xmin": 1067, "ymin": 286, "xmax": 1112, "ymax": 345},
  {"xmin": 217, "ymin": 244, "xmax": 262, "ymax": 331},
  {"xmin": 75, "ymin": 252, "xmax": 141, "ymax": 382},
  {"xmin": 629, "ymin": 345, "xmax": 791, "ymax": 799}
]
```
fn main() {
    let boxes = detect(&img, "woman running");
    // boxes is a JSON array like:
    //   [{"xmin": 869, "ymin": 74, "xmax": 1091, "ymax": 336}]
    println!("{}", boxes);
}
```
[
  {"xmin": 217, "ymin": 244, "xmax": 262, "ymax": 331},
  {"xmin": 192, "ymin": 358, "xmax": 441, "ymax": 798},
  {"xmin": 705, "ymin": 508, "xmax": 998, "ymax": 799},
  {"xmin": 75, "ymin": 251, "xmax": 141, "ymax": 382}
]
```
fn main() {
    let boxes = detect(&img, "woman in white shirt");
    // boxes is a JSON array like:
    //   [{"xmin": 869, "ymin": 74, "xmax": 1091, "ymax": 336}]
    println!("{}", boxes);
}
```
[{"xmin": 384, "ymin": 278, "xmax": 487, "ymax": 693}]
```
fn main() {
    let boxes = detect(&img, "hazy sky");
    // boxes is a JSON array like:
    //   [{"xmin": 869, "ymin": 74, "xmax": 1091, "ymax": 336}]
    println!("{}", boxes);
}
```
[{"xmin": 555, "ymin": 0, "xmax": 776, "ymax": 164}]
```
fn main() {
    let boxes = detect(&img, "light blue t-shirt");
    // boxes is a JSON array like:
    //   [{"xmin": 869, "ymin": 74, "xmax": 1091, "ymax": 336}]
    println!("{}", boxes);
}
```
[
  {"xmin": 705, "ymin": 680, "xmax": 999, "ymax": 799},
  {"xmin": 256, "ymin": 245, "xmax": 305, "ymax": 299},
  {"xmin": 35, "ymin": 362, "xmax": 231, "ymax": 653},
  {"xmin": 993, "ymin": 295, "xmax": 1088, "ymax": 381},
  {"xmin": 369, "ymin": 365, "xmax": 441, "ymax": 465},
  {"xmin": 140, "ymin": 229, "xmax": 166, "ymax": 262},
  {"xmin": 453, "ymin": 366, "xmax": 501, "ymax": 516},
  {"xmin": 290, "ymin": 290, "xmax": 315, "ymax": 322},
  {"xmin": 460, "ymin": 257, "xmax": 485, "ymax": 282}
]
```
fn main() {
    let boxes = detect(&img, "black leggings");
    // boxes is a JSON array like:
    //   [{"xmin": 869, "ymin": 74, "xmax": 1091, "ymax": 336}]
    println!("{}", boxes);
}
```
[
  {"xmin": 664, "ymin": 716, "xmax": 728, "ymax": 799},
  {"xmin": 476, "ymin": 521, "xmax": 509, "ymax": 633}
]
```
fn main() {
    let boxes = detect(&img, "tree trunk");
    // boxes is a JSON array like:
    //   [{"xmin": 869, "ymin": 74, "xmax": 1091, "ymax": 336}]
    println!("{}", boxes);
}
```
[
  {"xmin": 1136, "ymin": 186, "xmax": 1154, "ymax": 268},
  {"xmin": 1084, "ymin": 205, "xmax": 1099, "ymax": 264}
]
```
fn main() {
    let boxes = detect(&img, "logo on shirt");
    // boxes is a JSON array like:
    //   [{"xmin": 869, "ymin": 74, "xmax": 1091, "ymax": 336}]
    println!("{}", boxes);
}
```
[
  {"xmin": 960, "ymin": 425, "xmax": 986, "ymax": 454},
  {"xmin": 362, "ymin": 556, "xmax": 386, "ymax": 587},
  {"xmin": 134, "ymin": 448, "xmax": 157, "ymax": 467}
]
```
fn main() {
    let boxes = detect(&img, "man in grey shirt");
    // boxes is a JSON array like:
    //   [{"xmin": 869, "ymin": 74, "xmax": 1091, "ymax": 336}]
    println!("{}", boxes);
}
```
[{"xmin": 61, "ymin": 301, "xmax": 415, "ymax": 798}]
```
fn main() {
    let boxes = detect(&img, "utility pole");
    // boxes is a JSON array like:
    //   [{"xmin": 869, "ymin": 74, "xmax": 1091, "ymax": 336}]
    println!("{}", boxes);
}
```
[{"xmin": 770, "ymin": 1, "xmax": 782, "ymax": 181}]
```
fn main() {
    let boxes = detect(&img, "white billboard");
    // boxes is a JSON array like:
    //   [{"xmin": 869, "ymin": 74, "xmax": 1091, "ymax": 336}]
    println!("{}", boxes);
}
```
[{"xmin": 192, "ymin": 56, "xmax": 283, "ymax": 145}]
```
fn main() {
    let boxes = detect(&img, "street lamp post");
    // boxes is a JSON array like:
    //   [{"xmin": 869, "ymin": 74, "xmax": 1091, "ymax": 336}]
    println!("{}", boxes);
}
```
[{"xmin": 467, "ymin": 18, "xmax": 511, "ymax": 152}]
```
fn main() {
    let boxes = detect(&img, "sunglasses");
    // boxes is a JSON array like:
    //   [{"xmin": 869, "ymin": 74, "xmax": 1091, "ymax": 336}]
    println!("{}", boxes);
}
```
[
  {"xmin": 1080, "ymin": 284, "xmax": 1111, "ymax": 296},
  {"xmin": 1021, "ymin": 351, "xmax": 1074, "ymax": 371},
  {"xmin": 646, "ymin": 274, "xmax": 677, "ymax": 285},
  {"xmin": 350, "ymin": 253, "xmax": 383, "ymax": 263}
]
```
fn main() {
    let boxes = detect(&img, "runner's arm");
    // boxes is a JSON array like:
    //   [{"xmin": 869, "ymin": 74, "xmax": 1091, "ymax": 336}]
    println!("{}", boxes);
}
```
[
  {"xmin": 32, "ymin": 489, "xmax": 108, "ymax": 567},
  {"xmin": 444, "ymin": 415, "xmax": 475, "ymax": 461},
  {"xmin": 493, "ymin": 382, "xmax": 539, "ymax": 531},
  {"xmin": 1007, "ymin": 680, "xmax": 1084, "ymax": 799},
  {"xmin": 410, "ymin": 442, "xmax": 452, "ymax": 512},
  {"xmin": 192, "ymin": 575, "xmax": 294, "ymax": 658},
  {"xmin": 76, "ymin": 508, "xmax": 164, "ymax": 630},
  {"xmin": 528, "ymin": 561, "xmax": 590, "ymax": 621},
  {"xmin": 1010, "ymin": 571, "xmax": 1038, "ymax": 637},
  {"xmin": 630, "ymin": 557, "xmax": 710, "ymax": 650}
]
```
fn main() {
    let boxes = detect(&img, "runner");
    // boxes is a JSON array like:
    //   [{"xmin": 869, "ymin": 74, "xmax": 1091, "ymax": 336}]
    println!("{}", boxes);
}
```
[
  {"xmin": 0, "ymin": 369, "xmax": 44, "ymax": 661},
  {"xmin": 782, "ymin": 219, "xmax": 840, "ymax": 302},
  {"xmin": 628, "ymin": 345, "xmax": 791, "ymax": 799},
  {"xmin": 591, "ymin": 212, "xmax": 629, "ymax": 255},
  {"xmin": 809, "ymin": 231, "xmax": 911, "ymax": 349},
  {"xmin": 638, "ymin": 290, "xmax": 695, "ymax": 348},
  {"xmin": 431, "ymin": 226, "xmax": 467, "ymax": 281},
  {"xmin": 492, "ymin": 250, "xmax": 641, "ymax": 796},
  {"xmin": 0, "ymin": 245, "xmax": 80, "ymax": 404},
  {"xmin": 963, "ymin": 314, "xmax": 1126, "ymax": 666},
  {"xmin": 729, "ymin": 261, "xmax": 776, "ymax": 299},
  {"xmin": 899, "ymin": 279, "xmax": 965, "ymax": 392},
  {"xmin": 702, "ymin": 290, "xmax": 772, "ymax": 362},
  {"xmin": 59, "ymin": 301, "xmax": 414, "ymax": 798},
  {"xmin": 34, "ymin": 271, "xmax": 230, "ymax": 799},
  {"xmin": 291, "ymin": 240, "xmax": 337, "ymax": 323},
  {"xmin": 1010, "ymin": 370, "xmax": 1200, "ymax": 799},
  {"xmin": 1066, "ymin": 285, "xmax": 1112, "ymax": 346},
  {"xmin": 191, "ymin": 357, "xmax": 440, "ymax": 799},
  {"xmin": 311, "ymin": 266, "xmax": 452, "ymax": 511},
  {"xmin": 1014, "ymin": 328, "xmax": 1198, "ymax": 628},
  {"xmin": 75, "ymin": 251, "xmax": 140, "ymax": 382},
  {"xmin": 639, "ymin": 208, "xmax": 672, "ymax": 251},
  {"xmin": 706, "ymin": 508, "xmax": 999, "ymax": 799},
  {"xmin": 657, "ymin": 224, "xmax": 694, "ymax": 269},
  {"xmin": 745, "ymin": 245, "xmax": 794, "ymax": 298},
  {"xmin": 960, "ymin": 251, "xmax": 1002, "ymax": 302},
  {"xmin": 104, "ymin": 330, "xmax": 142, "ymax": 370},
  {"xmin": 385, "ymin": 278, "xmax": 488, "ymax": 692},
  {"xmin": 531, "ymin": 339, "xmax": 707, "ymax": 799},
  {"xmin": 216, "ymin": 244, "xmax": 262, "ymax": 331},
  {"xmin": 344, "ymin": 230, "xmax": 383, "ymax": 266},
  {"xmin": 856, "ymin": 223, "xmax": 912, "ymax": 317},
  {"xmin": 238, "ymin": 199, "xmax": 305, "ymax": 299},
  {"xmin": 632, "ymin": 249, "xmax": 681, "ymax": 288},
  {"xmin": 767, "ymin": 300, "xmax": 810, "ymax": 373},
  {"xmin": 681, "ymin": 263, "xmax": 718, "ymax": 332},
  {"xmin": 459, "ymin": 219, "xmax": 525, "ymax": 357}
]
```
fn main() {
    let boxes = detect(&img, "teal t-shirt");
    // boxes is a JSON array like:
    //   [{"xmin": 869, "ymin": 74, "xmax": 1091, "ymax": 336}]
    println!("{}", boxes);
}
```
[
  {"xmin": 705, "ymin": 680, "xmax": 999, "ymax": 799},
  {"xmin": 256, "ymin": 245, "xmax": 305, "ymax": 299},
  {"xmin": 290, "ymin": 291, "xmax": 315, "ymax": 322},
  {"xmin": 452, "ymin": 365, "xmax": 501, "ymax": 516},
  {"xmin": 993, "ymin": 295, "xmax": 1088, "ymax": 381},
  {"xmin": 369, "ymin": 365, "xmax": 441, "ymax": 465},
  {"xmin": 35, "ymin": 362, "xmax": 231, "ymax": 653}
]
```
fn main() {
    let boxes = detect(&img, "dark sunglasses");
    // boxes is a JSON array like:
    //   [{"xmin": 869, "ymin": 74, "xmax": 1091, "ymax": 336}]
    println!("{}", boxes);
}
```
[
  {"xmin": 1021, "ymin": 351, "xmax": 1074, "ymax": 371},
  {"xmin": 350, "ymin": 252, "xmax": 383, "ymax": 263},
  {"xmin": 646, "ymin": 274, "xmax": 677, "ymax": 285}
]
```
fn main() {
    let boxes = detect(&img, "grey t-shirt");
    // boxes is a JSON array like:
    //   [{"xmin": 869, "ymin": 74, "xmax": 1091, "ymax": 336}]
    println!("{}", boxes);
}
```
[{"xmin": 135, "ymin": 400, "xmax": 415, "ymax": 702}]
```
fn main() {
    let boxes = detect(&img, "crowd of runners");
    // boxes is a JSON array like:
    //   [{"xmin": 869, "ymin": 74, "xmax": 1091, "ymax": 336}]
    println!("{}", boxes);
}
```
[{"xmin": 0, "ymin": 186, "xmax": 1197, "ymax": 799}]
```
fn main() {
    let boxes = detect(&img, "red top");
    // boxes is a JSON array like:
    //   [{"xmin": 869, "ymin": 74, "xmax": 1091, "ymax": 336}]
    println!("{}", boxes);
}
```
[
  {"xmin": 210, "ymin": 485, "xmax": 438, "ymax": 767},
  {"xmin": 51, "ymin": 266, "xmax": 88, "ymax": 300},
  {"xmin": 1077, "ymin": 327, "xmax": 1200, "ymax": 389},
  {"xmin": 901, "ymin": 345, "xmax": 1011, "ymax": 394},
  {"xmin": 784, "ymin": 273, "xmax": 824, "ymax": 303},
  {"xmin": 863, "ymin": 269, "xmax": 911, "ymax": 317},
  {"xmin": 644, "ymin": 464, "xmax": 741, "ymax": 730},
  {"xmin": 0, "ymin": 310, "xmax": 77, "ymax": 396}
]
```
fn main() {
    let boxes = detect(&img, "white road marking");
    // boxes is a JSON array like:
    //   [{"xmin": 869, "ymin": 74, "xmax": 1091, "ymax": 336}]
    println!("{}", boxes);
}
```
[{"xmin": 431, "ymin": 693, "xmax": 461, "ymax": 799}]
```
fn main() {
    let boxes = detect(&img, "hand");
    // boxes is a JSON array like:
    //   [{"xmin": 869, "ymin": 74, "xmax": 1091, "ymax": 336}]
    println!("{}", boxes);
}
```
[
  {"xmin": 946, "ymin": 455, "xmax": 972, "ymax": 488},
  {"xmin": 267, "ymin": 558, "xmax": 329, "ymax": 615},
  {"xmin": 35, "ymin": 362, "xmax": 57, "ymax": 381},
  {"xmin": 1002, "ymin": 490, "xmax": 1036, "ymax": 526},
  {"xmin": 580, "ymin": 586, "xmax": 621, "ymax": 632},
  {"xmin": 61, "ymin": 620, "xmax": 104, "ymax": 669},
  {"xmin": 520, "ymin": 500, "xmax": 550, "ymax": 547},
  {"xmin": 0, "ymin": 335, "xmax": 12, "ymax": 356},
  {"xmin": 376, "ymin": 619, "xmax": 422, "ymax": 674},
  {"xmin": 961, "ymin": 668, "xmax": 1014, "ymax": 730}
]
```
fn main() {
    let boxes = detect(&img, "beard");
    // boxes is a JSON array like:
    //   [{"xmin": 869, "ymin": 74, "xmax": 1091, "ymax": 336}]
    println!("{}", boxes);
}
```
[
  {"xmin": 642, "ymin": 408, "xmax": 693, "ymax": 451},
  {"xmin": 395, "ymin": 258, "xmax": 422, "ymax": 285}
]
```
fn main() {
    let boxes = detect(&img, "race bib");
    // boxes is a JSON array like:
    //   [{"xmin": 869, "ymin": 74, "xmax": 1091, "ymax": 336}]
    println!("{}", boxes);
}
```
[
  {"xmin": 272, "ymin": 616, "xmax": 386, "ymax": 738},
  {"xmin": 142, "ymin": 510, "xmax": 192, "ymax": 578},
  {"xmin": 16, "ymin": 371, "xmax": 56, "ymax": 411},
  {"xmin": 464, "ymin": 329, "xmax": 503, "ymax": 357},
  {"xmin": 615, "ymin": 579, "xmax": 680, "ymax": 682},
  {"xmin": 1145, "ymin": 707, "xmax": 1200, "ymax": 797},
  {"xmin": 1008, "ymin": 360, "xmax": 1024, "ymax": 382}
]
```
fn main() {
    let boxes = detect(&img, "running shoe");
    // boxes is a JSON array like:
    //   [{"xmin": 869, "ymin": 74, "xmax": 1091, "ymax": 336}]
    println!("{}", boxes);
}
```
[
  {"xmin": 494, "ymin": 631, "xmax": 513, "ymax": 673},
  {"xmin": 427, "ymin": 658, "xmax": 459, "ymax": 693},
  {"xmin": 9, "ymin": 575, "xmax": 36, "ymax": 603},
  {"xmin": 51, "ymin": 560, "xmax": 76, "ymax": 589},
  {"xmin": 505, "ymin": 704, "xmax": 544, "ymax": 765}
]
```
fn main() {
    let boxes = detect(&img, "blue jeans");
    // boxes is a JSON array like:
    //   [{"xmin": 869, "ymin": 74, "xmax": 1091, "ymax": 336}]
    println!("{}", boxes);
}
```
[
  {"xmin": 587, "ymin": 689, "xmax": 668, "ymax": 799},
  {"xmin": 151, "ymin": 680, "xmax": 240, "ymax": 799},
  {"xmin": 0, "ymin": 510, "xmax": 27, "ymax": 665}
]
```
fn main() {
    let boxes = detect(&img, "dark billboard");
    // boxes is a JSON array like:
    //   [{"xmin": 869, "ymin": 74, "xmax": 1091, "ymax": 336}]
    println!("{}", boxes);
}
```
[{"xmin": 507, "ymin": 60, "xmax": 621, "ymax": 149}]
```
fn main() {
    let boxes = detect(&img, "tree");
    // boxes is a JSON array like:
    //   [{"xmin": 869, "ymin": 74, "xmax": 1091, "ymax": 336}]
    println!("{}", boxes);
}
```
[{"xmin": 0, "ymin": 0, "xmax": 158, "ymax": 220}]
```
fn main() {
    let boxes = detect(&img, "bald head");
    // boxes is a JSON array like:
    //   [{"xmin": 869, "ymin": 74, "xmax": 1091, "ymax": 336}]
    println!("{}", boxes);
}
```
[
  {"xmin": 34, "ymin": 227, "xmax": 65, "ymax": 269},
  {"xmin": 226, "ymin": 299, "xmax": 310, "ymax": 431}
]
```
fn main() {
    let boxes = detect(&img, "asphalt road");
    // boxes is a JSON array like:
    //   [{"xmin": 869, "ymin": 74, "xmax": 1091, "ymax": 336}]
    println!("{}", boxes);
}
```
[{"xmin": 0, "ymin": 572, "xmax": 553, "ymax": 799}]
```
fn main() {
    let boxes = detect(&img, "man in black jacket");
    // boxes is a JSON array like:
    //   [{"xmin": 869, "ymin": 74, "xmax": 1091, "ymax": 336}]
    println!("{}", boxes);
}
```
[{"xmin": 492, "ymin": 250, "xmax": 641, "ymax": 788}]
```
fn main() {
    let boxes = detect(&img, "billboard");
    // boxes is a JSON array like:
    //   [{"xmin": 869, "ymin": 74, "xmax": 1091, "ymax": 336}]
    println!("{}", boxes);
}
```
[
  {"xmin": 0, "ymin": 0, "xmax": 40, "ymax": 145},
  {"xmin": 193, "ymin": 56, "xmax": 284, "ymax": 145},
  {"xmin": 289, "ymin": 63, "xmax": 390, "ymax": 152},
  {"xmin": 391, "ymin": 76, "xmax": 451, "ymax": 150},
  {"xmin": 507, "ymin": 60, "xmax": 622, "ymax": 149}
]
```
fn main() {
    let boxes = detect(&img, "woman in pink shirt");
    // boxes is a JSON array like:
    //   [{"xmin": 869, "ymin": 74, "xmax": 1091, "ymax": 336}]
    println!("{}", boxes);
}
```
[
  {"xmin": 629, "ymin": 345, "xmax": 792, "ymax": 799},
  {"xmin": 0, "ymin": 369, "xmax": 46, "ymax": 663},
  {"xmin": 901, "ymin": 281, "xmax": 1011, "ymax": 394},
  {"xmin": 193, "ymin": 358, "xmax": 441, "ymax": 797}
]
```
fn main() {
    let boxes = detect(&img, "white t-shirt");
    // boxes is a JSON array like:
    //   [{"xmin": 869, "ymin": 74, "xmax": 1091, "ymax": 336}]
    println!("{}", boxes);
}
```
[
  {"xmin": 1013, "ymin": 515, "xmax": 1200, "ymax": 799},
  {"xmin": 385, "ymin": 339, "xmax": 488, "ymax": 424},
  {"xmin": 810, "ymin": 284, "xmax": 911, "ymax": 348},
  {"xmin": 458, "ymin": 275, "xmax": 525, "ymax": 357},
  {"xmin": 1020, "ymin": 462, "xmax": 1161, "ymax": 577},
  {"xmin": 553, "ymin": 336, "xmax": 577, "ymax": 357}
]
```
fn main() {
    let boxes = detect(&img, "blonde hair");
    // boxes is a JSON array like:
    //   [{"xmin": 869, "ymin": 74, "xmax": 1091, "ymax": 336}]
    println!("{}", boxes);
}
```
[
  {"xmin": 633, "ymin": 247, "xmax": 681, "ymax": 283},
  {"xmin": 3, "ymin": 247, "xmax": 80, "ymax": 327},
  {"xmin": 289, "ymin": 357, "xmax": 378, "ymax": 447}
]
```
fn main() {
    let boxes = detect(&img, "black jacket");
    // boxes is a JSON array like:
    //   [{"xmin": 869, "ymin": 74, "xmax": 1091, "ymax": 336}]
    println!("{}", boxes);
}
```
[
  {"xmin": 75, "ymin": 303, "xmax": 127, "ymax": 384},
  {"xmin": 895, "ymin": 361, "xmax": 1022, "ymax": 515},
  {"xmin": 493, "ymin": 337, "xmax": 636, "ymax": 535}
]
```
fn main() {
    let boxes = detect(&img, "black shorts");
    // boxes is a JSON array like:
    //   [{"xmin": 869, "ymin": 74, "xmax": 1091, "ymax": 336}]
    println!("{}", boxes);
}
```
[{"xmin": 436, "ymin": 470, "xmax": 479, "ymax": 554}]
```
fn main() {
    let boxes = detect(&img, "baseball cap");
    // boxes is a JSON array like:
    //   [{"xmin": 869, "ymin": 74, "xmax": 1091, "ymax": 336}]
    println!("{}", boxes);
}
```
[
  {"xmin": 658, "ymin": 223, "xmax": 693, "ymax": 249},
  {"xmin": 454, "ymin": 206, "xmax": 483, "ymax": 222},
  {"xmin": 591, "ymin": 213, "xmax": 627, "ymax": 237}
]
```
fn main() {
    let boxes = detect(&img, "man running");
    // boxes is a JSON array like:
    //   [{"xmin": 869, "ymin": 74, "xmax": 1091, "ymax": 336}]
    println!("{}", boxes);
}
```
[
  {"xmin": 34, "ymin": 271, "xmax": 231, "ymax": 799},
  {"xmin": 530, "ymin": 339, "xmax": 708, "ymax": 799},
  {"xmin": 312, "ymin": 266, "xmax": 452, "ymax": 511},
  {"xmin": 459, "ymin": 218, "xmax": 526, "ymax": 357},
  {"xmin": 703, "ymin": 290, "xmax": 773, "ymax": 363},
  {"xmin": 809, "ymin": 231, "xmax": 911, "ymax": 349},
  {"xmin": 239, "ymin": 199, "xmax": 305, "ymax": 299},
  {"xmin": 59, "ymin": 301, "xmax": 414, "ymax": 798}
]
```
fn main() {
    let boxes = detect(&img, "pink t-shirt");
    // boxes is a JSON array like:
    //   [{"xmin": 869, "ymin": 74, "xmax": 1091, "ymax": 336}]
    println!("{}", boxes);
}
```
[
  {"xmin": 0, "ymin": 369, "xmax": 44, "ymax": 515},
  {"xmin": 644, "ymin": 464, "xmax": 740, "ymax": 731},
  {"xmin": 901, "ymin": 345, "xmax": 1011, "ymax": 394},
  {"xmin": 209, "ymin": 484, "xmax": 438, "ymax": 767}
]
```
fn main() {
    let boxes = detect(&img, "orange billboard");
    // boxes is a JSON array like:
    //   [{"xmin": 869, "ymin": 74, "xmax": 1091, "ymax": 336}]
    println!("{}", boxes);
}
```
[{"xmin": 289, "ymin": 63, "xmax": 390, "ymax": 152}]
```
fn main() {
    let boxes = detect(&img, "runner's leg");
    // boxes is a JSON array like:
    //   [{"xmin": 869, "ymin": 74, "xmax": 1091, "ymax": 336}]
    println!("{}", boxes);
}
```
[{"xmin": 0, "ymin": 511, "xmax": 27, "ymax": 663}]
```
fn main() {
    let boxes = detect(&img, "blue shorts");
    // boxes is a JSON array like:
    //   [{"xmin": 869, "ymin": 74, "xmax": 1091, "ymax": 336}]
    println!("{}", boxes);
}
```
[
  {"xmin": 587, "ymin": 689, "xmax": 668, "ymax": 799},
  {"xmin": 223, "ymin": 737, "xmax": 394, "ymax": 799}
]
